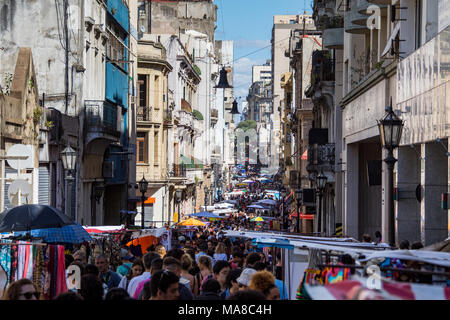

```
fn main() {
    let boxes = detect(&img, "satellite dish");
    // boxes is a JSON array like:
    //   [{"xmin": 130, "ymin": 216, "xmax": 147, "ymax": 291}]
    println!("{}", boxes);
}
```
[
  {"xmin": 8, "ymin": 179, "xmax": 32, "ymax": 207},
  {"xmin": 6, "ymin": 144, "xmax": 33, "ymax": 170}
]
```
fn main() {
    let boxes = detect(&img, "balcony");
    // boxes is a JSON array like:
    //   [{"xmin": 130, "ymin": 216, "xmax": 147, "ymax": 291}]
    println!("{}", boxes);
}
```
[
  {"xmin": 323, "ymin": 28, "xmax": 344, "ymax": 50},
  {"xmin": 137, "ymin": 106, "xmax": 152, "ymax": 122},
  {"xmin": 311, "ymin": 50, "xmax": 335, "ymax": 84},
  {"xmin": 85, "ymin": 100, "xmax": 120, "ymax": 140},
  {"xmin": 344, "ymin": 3, "xmax": 370, "ymax": 34},
  {"xmin": 210, "ymin": 108, "xmax": 219, "ymax": 126},
  {"xmin": 171, "ymin": 164, "xmax": 186, "ymax": 178},
  {"xmin": 307, "ymin": 143, "xmax": 336, "ymax": 173}
]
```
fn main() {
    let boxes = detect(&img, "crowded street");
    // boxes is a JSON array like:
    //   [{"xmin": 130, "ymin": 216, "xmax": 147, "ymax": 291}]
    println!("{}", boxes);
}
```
[{"xmin": 0, "ymin": 0, "xmax": 450, "ymax": 308}]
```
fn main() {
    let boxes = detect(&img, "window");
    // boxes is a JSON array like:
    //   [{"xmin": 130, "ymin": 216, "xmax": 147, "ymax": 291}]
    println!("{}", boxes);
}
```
[
  {"xmin": 138, "ymin": 74, "xmax": 147, "ymax": 107},
  {"xmin": 154, "ymin": 75, "xmax": 159, "ymax": 108},
  {"xmin": 154, "ymin": 131, "xmax": 159, "ymax": 165},
  {"xmin": 137, "ymin": 132, "xmax": 147, "ymax": 163}
]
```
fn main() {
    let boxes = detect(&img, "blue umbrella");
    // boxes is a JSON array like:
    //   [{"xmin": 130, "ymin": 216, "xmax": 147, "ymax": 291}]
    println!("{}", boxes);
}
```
[
  {"xmin": 247, "ymin": 205, "xmax": 269, "ymax": 209},
  {"xmin": 14, "ymin": 222, "xmax": 92, "ymax": 244},
  {"xmin": 257, "ymin": 199, "xmax": 278, "ymax": 206},
  {"xmin": 190, "ymin": 211, "xmax": 220, "ymax": 218}
]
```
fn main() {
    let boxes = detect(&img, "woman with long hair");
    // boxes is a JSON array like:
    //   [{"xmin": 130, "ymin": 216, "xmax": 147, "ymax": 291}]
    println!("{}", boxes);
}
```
[
  {"xmin": 192, "ymin": 255, "xmax": 213, "ymax": 297},
  {"xmin": 213, "ymin": 242, "xmax": 228, "ymax": 261},
  {"xmin": 117, "ymin": 258, "xmax": 144, "ymax": 291},
  {"xmin": 2, "ymin": 279, "xmax": 40, "ymax": 300}
]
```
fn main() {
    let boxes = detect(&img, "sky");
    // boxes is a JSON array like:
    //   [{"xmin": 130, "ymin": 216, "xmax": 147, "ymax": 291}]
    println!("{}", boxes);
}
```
[{"xmin": 213, "ymin": 0, "xmax": 313, "ymax": 112}]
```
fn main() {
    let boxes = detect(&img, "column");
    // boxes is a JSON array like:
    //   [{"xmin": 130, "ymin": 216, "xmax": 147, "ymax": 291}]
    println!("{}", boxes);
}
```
[
  {"xmin": 344, "ymin": 143, "xmax": 359, "ymax": 238},
  {"xmin": 421, "ymin": 142, "xmax": 448, "ymax": 245},
  {"xmin": 396, "ymin": 145, "xmax": 421, "ymax": 243}
]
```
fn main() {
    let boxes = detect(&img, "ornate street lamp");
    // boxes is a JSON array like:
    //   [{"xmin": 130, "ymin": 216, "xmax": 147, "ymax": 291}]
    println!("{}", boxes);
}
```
[
  {"xmin": 61, "ymin": 144, "xmax": 77, "ymax": 220},
  {"xmin": 295, "ymin": 188, "xmax": 302, "ymax": 233},
  {"xmin": 214, "ymin": 67, "xmax": 233, "ymax": 89},
  {"xmin": 316, "ymin": 172, "xmax": 328, "ymax": 235},
  {"xmin": 377, "ymin": 102, "xmax": 404, "ymax": 246},
  {"xmin": 176, "ymin": 189, "xmax": 183, "ymax": 222},
  {"xmin": 138, "ymin": 175, "xmax": 149, "ymax": 229},
  {"xmin": 61, "ymin": 145, "xmax": 76, "ymax": 172}
]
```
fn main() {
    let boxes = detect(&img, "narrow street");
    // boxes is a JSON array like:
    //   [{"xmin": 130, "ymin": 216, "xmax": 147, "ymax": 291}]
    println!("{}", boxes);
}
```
[{"xmin": 0, "ymin": 0, "xmax": 449, "ymax": 306}]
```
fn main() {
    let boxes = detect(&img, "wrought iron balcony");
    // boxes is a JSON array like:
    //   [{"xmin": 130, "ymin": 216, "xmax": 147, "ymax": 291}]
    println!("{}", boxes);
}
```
[
  {"xmin": 85, "ymin": 100, "xmax": 120, "ymax": 137},
  {"xmin": 137, "ymin": 106, "xmax": 152, "ymax": 122},
  {"xmin": 307, "ymin": 143, "xmax": 336, "ymax": 172},
  {"xmin": 311, "ymin": 50, "xmax": 335, "ymax": 84},
  {"xmin": 172, "ymin": 164, "xmax": 186, "ymax": 178}
]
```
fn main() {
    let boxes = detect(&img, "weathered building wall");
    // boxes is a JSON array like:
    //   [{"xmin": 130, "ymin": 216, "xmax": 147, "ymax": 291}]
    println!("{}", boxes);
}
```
[{"xmin": 151, "ymin": 0, "xmax": 217, "ymax": 41}]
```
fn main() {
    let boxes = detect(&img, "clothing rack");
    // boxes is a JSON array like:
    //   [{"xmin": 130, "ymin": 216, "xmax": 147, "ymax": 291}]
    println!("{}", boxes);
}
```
[
  {"xmin": 0, "ymin": 242, "xmax": 47, "ymax": 246},
  {"xmin": 316, "ymin": 264, "xmax": 450, "ymax": 277}
]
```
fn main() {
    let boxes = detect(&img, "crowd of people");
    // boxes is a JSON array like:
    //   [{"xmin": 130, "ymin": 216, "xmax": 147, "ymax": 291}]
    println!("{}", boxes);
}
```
[{"xmin": 1, "ymin": 223, "xmax": 286, "ymax": 300}]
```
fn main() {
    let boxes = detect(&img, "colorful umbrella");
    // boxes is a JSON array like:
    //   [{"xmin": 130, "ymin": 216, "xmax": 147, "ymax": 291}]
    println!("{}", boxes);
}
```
[
  {"xmin": 177, "ymin": 218, "xmax": 206, "ymax": 227},
  {"xmin": 251, "ymin": 217, "xmax": 264, "ymax": 222},
  {"xmin": 14, "ymin": 222, "xmax": 92, "ymax": 244}
]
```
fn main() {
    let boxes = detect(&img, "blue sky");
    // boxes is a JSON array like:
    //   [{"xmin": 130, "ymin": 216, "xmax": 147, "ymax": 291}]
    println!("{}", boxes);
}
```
[{"xmin": 213, "ymin": 0, "xmax": 313, "ymax": 103}]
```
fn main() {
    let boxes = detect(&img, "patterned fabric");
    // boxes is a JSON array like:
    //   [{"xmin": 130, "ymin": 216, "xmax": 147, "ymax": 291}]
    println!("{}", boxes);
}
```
[
  {"xmin": 33, "ymin": 246, "xmax": 46, "ymax": 294},
  {"xmin": 322, "ymin": 266, "xmax": 351, "ymax": 285},
  {"xmin": 296, "ymin": 269, "xmax": 321, "ymax": 300},
  {"xmin": 9, "ymin": 243, "xmax": 18, "ymax": 284},
  {"xmin": 14, "ymin": 223, "xmax": 92, "ymax": 244},
  {"xmin": 0, "ymin": 243, "xmax": 11, "ymax": 295}
]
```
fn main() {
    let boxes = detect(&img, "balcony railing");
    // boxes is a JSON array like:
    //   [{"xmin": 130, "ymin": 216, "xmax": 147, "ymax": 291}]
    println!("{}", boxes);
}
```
[
  {"xmin": 85, "ymin": 101, "xmax": 119, "ymax": 136},
  {"xmin": 137, "ymin": 106, "xmax": 152, "ymax": 122},
  {"xmin": 172, "ymin": 164, "xmax": 186, "ymax": 178},
  {"xmin": 311, "ymin": 50, "xmax": 335, "ymax": 84}
]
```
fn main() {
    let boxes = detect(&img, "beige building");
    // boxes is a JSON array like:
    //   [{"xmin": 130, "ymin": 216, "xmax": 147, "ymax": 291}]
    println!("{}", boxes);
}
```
[
  {"xmin": 272, "ymin": 15, "xmax": 316, "ymax": 175},
  {"xmin": 0, "ymin": 48, "xmax": 40, "ymax": 210}
]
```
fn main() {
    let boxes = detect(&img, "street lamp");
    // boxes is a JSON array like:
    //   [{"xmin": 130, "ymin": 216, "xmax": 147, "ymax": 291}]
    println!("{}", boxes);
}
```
[
  {"xmin": 61, "ymin": 144, "xmax": 77, "ymax": 220},
  {"xmin": 176, "ymin": 189, "xmax": 182, "ymax": 222},
  {"xmin": 316, "ymin": 172, "xmax": 327, "ymax": 236},
  {"xmin": 377, "ymin": 103, "xmax": 404, "ymax": 246},
  {"xmin": 295, "ymin": 188, "xmax": 302, "ymax": 233},
  {"xmin": 138, "ymin": 175, "xmax": 149, "ymax": 229}
]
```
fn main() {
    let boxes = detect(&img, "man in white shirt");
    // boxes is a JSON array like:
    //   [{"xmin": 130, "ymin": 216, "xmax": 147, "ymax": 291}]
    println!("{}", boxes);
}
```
[{"xmin": 127, "ymin": 252, "xmax": 160, "ymax": 297}]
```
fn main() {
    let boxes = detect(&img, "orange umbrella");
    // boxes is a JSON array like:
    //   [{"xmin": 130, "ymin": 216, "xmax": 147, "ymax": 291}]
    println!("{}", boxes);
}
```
[{"xmin": 177, "ymin": 218, "xmax": 206, "ymax": 227}]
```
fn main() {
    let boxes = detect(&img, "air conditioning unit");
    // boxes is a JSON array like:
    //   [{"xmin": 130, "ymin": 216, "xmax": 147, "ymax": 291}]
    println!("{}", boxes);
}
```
[{"xmin": 102, "ymin": 161, "xmax": 114, "ymax": 178}]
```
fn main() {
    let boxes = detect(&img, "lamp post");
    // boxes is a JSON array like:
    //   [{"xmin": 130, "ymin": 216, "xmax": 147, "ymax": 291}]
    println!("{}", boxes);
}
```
[
  {"xmin": 316, "ymin": 172, "xmax": 327, "ymax": 235},
  {"xmin": 61, "ymin": 144, "xmax": 77, "ymax": 220},
  {"xmin": 176, "ymin": 189, "xmax": 182, "ymax": 223},
  {"xmin": 377, "ymin": 103, "xmax": 404, "ymax": 247},
  {"xmin": 138, "ymin": 176, "xmax": 148, "ymax": 229},
  {"xmin": 295, "ymin": 188, "xmax": 302, "ymax": 233}
]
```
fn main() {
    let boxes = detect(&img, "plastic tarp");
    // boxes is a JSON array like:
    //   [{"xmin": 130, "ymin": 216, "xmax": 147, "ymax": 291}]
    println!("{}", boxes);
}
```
[
  {"xmin": 359, "ymin": 249, "xmax": 450, "ymax": 267},
  {"xmin": 251, "ymin": 238, "xmax": 294, "ymax": 250},
  {"xmin": 305, "ymin": 276, "xmax": 450, "ymax": 300},
  {"xmin": 84, "ymin": 225, "xmax": 126, "ymax": 234}
]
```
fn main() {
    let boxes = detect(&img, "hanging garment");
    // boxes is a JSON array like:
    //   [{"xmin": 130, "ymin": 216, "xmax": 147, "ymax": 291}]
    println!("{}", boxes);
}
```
[
  {"xmin": 296, "ymin": 269, "xmax": 322, "ymax": 300},
  {"xmin": 23, "ymin": 243, "xmax": 34, "ymax": 280},
  {"xmin": 0, "ymin": 243, "xmax": 11, "ymax": 297},
  {"xmin": 321, "ymin": 265, "xmax": 351, "ymax": 285},
  {"xmin": 33, "ymin": 246, "xmax": 46, "ymax": 294},
  {"xmin": 16, "ymin": 242, "xmax": 26, "ymax": 280},
  {"xmin": 55, "ymin": 245, "xmax": 67, "ymax": 296}
]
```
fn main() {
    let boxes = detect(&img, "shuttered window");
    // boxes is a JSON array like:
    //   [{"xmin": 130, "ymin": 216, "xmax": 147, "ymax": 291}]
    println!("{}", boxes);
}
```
[{"xmin": 39, "ymin": 165, "xmax": 50, "ymax": 205}]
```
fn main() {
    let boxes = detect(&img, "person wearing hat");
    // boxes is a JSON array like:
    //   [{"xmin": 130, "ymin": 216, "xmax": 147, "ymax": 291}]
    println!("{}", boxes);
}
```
[{"xmin": 236, "ymin": 268, "xmax": 257, "ymax": 290}]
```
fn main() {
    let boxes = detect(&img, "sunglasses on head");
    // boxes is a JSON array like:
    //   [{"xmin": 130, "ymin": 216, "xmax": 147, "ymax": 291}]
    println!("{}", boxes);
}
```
[{"xmin": 21, "ymin": 291, "xmax": 39, "ymax": 300}]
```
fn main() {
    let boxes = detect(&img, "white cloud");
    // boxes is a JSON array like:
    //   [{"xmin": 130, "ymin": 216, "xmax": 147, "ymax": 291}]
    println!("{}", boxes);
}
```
[
  {"xmin": 234, "ymin": 39, "xmax": 271, "ymax": 49},
  {"xmin": 232, "ymin": 57, "xmax": 266, "ymax": 100}
]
